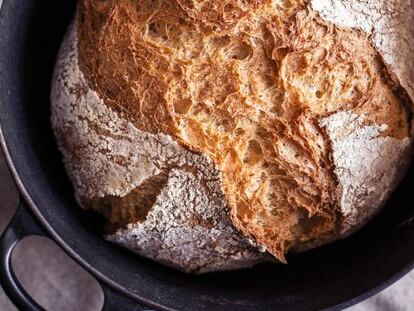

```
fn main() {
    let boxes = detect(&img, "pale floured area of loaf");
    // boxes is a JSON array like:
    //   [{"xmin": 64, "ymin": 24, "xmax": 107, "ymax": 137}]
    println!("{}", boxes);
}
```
[
  {"xmin": 77, "ymin": 0, "xmax": 413, "ymax": 262},
  {"xmin": 51, "ymin": 23, "xmax": 163, "ymax": 200},
  {"xmin": 320, "ymin": 112, "xmax": 412, "ymax": 235},
  {"xmin": 51, "ymin": 22, "xmax": 268, "ymax": 273},
  {"xmin": 108, "ymin": 168, "xmax": 269, "ymax": 273},
  {"xmin": 310, "ymin": 0, "xmax": 414, "ymax": 103}
]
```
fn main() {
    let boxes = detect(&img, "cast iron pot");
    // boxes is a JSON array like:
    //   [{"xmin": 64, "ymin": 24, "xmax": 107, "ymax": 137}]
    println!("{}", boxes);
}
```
[{"xmin": 1, "ymin": 1, "xmax": 414, "ymax": 310}]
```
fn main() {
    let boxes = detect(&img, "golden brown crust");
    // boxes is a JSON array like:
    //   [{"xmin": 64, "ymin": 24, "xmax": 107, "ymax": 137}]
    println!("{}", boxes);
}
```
[{"xmin": 77, "ymin": 0, "xmax": 411, "ymax": 261}]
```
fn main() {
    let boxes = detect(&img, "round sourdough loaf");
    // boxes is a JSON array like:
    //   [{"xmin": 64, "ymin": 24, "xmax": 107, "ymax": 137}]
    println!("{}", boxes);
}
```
[{"xmin": 51, "ymin": 0, "xmax": 414, "ymax": 272}]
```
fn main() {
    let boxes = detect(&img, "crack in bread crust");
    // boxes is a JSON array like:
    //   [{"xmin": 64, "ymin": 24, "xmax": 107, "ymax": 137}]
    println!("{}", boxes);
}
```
[{"xmin": 76, "ymin": 0, "xmax": 412, "ymax": 261}]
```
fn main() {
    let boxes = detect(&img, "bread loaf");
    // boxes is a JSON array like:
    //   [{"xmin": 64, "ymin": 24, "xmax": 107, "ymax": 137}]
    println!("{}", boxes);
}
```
[{"xmin": 51, "ymin": 0, "xmax": 414, "ymax": 271}]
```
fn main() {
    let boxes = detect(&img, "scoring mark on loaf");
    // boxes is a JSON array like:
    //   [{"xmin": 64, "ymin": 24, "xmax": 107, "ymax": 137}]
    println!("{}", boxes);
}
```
[
  {"xmin": 51, "ymin": 21, "xmax": 268, "ymax": 273},
  {"xmin": 311, "ymin": 0, "xmax": 414, "ymax": 103},
  {"xmin": 88, "ymin": 170, "xmax": 170, "ymax": 232}
]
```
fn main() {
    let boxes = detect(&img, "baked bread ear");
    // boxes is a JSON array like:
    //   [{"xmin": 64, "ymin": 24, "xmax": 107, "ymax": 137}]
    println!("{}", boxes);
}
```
[{"xmin": 52, "ymin": 0, "xmax": 413, "ymax": 271}]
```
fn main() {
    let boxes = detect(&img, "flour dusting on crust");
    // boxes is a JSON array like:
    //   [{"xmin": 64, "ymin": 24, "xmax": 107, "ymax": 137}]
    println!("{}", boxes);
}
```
[
  {"xmin": 51, "ymin": 22, "xmax": 268, "ymax": 273},
  {"xmin": 109, "ymin": 168, "xmax": 270, "ymax": 273},
  {"xmin": 311, "ymin": 0, "xmax": 414, "ymax": 102},
  {"xmin": 320, "ymin": 111, "xmax": 412, "ymax": 233}
]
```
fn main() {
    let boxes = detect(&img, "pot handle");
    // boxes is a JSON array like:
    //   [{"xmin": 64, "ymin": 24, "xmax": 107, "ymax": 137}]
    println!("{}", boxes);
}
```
[
  {"xmin": 0, "ymin": 200, "xmax": 46, "ymax": 311},
  {"xmin": 0, "ymin": 200, "xmax": 152, "ymax": 311}
]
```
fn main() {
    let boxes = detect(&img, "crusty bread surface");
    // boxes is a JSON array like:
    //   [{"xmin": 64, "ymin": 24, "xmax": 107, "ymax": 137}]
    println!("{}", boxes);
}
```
[
  {"xmin": 51, "ymin": 0, "xmax": 414, "ymax": 271},
  {"xmin": 77, "ymin": 0, "xmax": 413, "ymax": 260}
]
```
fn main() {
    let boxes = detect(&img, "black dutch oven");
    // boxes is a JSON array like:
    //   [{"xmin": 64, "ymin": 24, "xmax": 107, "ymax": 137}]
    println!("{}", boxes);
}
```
[{"xmin": 1, "ymin": 1, "xmax": 414, "ymax": 310}]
